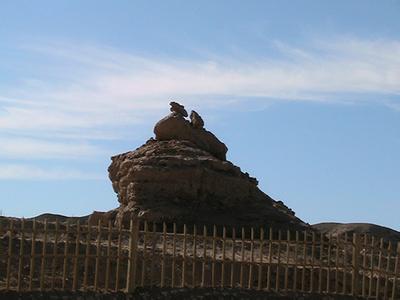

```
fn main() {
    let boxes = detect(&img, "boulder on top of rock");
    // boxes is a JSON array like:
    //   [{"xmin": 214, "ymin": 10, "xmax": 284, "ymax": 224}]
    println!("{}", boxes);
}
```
[{"xmin": 154, "ymin": 102, "xmax": 227, "ymax": 160}]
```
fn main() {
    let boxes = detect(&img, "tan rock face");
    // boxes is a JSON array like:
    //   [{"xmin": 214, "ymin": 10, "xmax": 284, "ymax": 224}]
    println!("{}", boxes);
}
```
[
  {"xmin": 107, "ymin": 102, "xmax": 307, "ymax": 229},
  {"xmin": 154, "ymin": 112, "xmax": 228, "ymax": 161}
]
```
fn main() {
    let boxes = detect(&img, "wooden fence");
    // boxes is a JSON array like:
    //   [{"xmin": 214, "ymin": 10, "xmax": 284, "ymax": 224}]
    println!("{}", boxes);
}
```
[{"xmin": 0, "ymin": 218, "xmax": 399, "ymax": 299}]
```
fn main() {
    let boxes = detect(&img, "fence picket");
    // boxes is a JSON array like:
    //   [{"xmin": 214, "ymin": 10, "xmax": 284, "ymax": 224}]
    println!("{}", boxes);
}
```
[
  {"xmin": 94, "ymin": 220, "xmax": 102, "ymax": 290},
  {"xmin": 6, "ymin": 219, "xmax": 14, "ymax": 290},
  {"xmin": 327, "ymin": 233, "xmax": 332, "ymax": 293},
  {"xmin": 248, "ymin": 227, "xmax": 255, "ymax": 289},
  {"xmin": 310, "ymin": 231, "xmax": 315, "ymax": 293},
  {"xmin": 221, "ymin": 226, "xmax": 226, "ymax": 288},
  {"xmin": 318, "ymin": 232, "xmax": 323, "ymax": 294},
  {"xmin": 201, "ymin": 225, "xmax": 206, "ymax": 288},
  {"xmin": 342, "ymin": 232, "xmax": 348, "ymax": 295},
  {"xmin": 126, "ymin": 218, "xmax": 139, "ymax": 293},
  {"xmin": 376, "ymin": 238, "xmax": 384, "ymax": 298},
  {"xmin": 293, "ymin": 231, "xmax": 299, "ymax": 292},
  {"xmin": 383, "ymin": 241, "xmax": 392, "ymax": 300},
  {"xmin": 284, "ymin": 230, "xmax": 290, "ymax": 291},
  {"xmin": 182, "ymin": 224, "xmax": 187, "ymax": 287},
  {"xmin": 83, "ymin": 222, "xmax": 91, "ymax": 289},
  {"xmin": 257, "ymin": 227, "xmax": 264, "ymax": 291},
  {"xmin": 267, "ymin": 227, "xmax": 273, "ymax": 291},
  {"xmin": 192, "ymin": 224, "xmax": 197, "ymax": 288},
  {"xmin": 72, "ymin": 220, "xmax": 80, "ymax": 291},
  {"xmin": 40, "ymin": 219, "xmax": 48, "ymax": 291},
  {"xmin": 361, "ymin": 234, "xmax": 367, "ymax": 298},
  {"xmin": 171, "ymin": 223, "xmax": 177, "ymax": 288},
  {"xmin": 352, "ymin": 233, "xmax": 360, "ymax": 296},
  {"xmin": 115, "ymin": 222, "xmax": 122, "ymax": 291},
  {"xmin": 161, "ymin": 222, "xmax": 167, "ymax": 287},
  {"xmin": 61, "ymin": 222, "xmax": 69, "ymax": 290},
  {"xmin": 240, "ymin": 227, "xmax": 245, "ymax": 288},
  {"xmin": 230, "ymin": 227, "xmax": 236, "ymax": 288},
  {"xmin": 51, "ymin": 220, "xmax": 59, "ymax": 289},
  {"xmin": 141, "ymin": 220, "xmax": 148, "ymax": 286},
  {"xmin": 105, "ymin": 220, "xmax": 112, "ymax": 291},
  {"xmin": 29, "ymin": 219, "xmax": 36, "ymax": 290},
  {"xmin": 211, "ymin": 225, "xmax": 217, "ymax": 287},
  {"xmin": 368, "ymin": 236, "xmax": 375, "ymax": 298},
  {"xmin": 17, "ymin": 218, "xmax": 25, "ymax": 292},
  {"xmin": 276, "ymin": 230, "xmax": 282, "ymax": 292},
  {"xmin": 392, "ymin": 242, "xmax": 400, "ymax": 300},
  {"xmin": 301, "ymin": 230, "xmax": 307, "ymax": 292}
]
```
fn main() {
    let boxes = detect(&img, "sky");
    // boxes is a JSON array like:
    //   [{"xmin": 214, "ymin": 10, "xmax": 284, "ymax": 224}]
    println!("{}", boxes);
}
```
[{"xmin": 0, "ymin": 1, "xmax": 399, "ymax": 230}]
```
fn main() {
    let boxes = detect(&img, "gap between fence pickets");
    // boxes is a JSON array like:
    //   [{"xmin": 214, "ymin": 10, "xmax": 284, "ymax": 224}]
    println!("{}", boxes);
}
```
[{"xmin": 0, "ymin": 218, "xmax": 399, "ymax": 299}]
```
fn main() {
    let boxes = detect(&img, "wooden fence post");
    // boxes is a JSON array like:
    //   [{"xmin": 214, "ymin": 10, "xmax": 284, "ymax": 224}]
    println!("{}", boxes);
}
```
[
  {"xmin": 392, "ymin": 242, "xmax": 400, "ymax": 300},
  {"xmin": 40, "ymin": 219, "xmax": 48, "ymax": 291},
  {"xmin": 17, "ymin": 218, "xmax": 25, "ymax": 292},
  {"xmin": 29, "ymin": 220, "xmax": 37, "ymax": 290},
  {"xmin": 126, "ymin": 217, "xmax": 139, "ymax": 293},
  {"xmin": 6, "ymin": 219, "xmax": 14, "ymax": 290},
  {"xmin": 351, "ymin": 232, "xmax": 360, "ymax": 296},
  {"xmin": 72, "ymin": 220, "xmax": 80, "ymax": 291}
]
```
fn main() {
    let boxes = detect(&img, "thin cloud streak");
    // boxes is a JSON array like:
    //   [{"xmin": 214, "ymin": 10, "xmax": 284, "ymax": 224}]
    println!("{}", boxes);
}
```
[
  {"xmin": 0, "ymin": 164, "xmax": 103, "ymax": 180},
  {"xmin": 0, "ymin": 137, "xmax": 104, "ymax": 159}
]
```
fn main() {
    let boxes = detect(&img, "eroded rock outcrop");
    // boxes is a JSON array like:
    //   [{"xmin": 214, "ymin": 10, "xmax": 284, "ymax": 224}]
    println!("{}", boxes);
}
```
[{"xmin": 107, "ymin": 102, "xmax": 308, "ymax": 230}]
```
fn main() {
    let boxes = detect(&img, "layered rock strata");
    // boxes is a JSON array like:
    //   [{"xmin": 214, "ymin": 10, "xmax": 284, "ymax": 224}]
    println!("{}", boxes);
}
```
[{"xmin": 108, "ymin": 102, "xmax": 307, "ymax": 230}]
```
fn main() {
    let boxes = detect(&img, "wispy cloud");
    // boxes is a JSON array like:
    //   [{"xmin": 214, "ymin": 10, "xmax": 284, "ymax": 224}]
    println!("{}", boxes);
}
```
[
  {"xmin": 0, "ymin": 37, "xmax": 399, "ymax": 173},
  {"xmin": 0, "ymin": 164, "xmax": 102, "ymax": 180},
  {"xmin": 0, "ymin": 137, "xmax": 104, "ymax": 159}
]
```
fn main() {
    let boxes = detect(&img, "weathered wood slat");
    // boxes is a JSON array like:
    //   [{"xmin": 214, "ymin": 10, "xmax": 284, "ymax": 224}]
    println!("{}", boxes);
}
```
[
  {"xmin": 17, "ymin": 219, "xmax": 25, "ymax": 292},
  {"xmin": 126, "ymin": 218, "xmax": 139, "ymax": 293},
  {"xmin": 29, "ymin": 220, "xmax": 36, "ymax": 290},
  {"xmin": 172, "ymin": 223, "xmax": 177, "ymax": 288},
  {"xmin": 221, "ymin": 226, "xmax": 226, "ymax": 288},
  {"xmin": 115, "ymin": 222, "xmax": 123, "ymax": 291},
  {"xmin": 230, "ymin": 227, "xmax": 236, "ymax": 288},
  {"xmin": 61, "ymin": 222, "xmax": 70, "ymax": 290},
  {"xmin": 301, "ymin": 230, "xmax": 307, "ymax": 292},
  {"xmin": 211, "ymin": 225, "xmax": 217, "ymax": 288},
  {"xmin": 141, "ymin": 220, "xmax": 148, "ymax": 286},
  {"xmin": 51, "ymin": 220, "xmax": 59, "ymax": 289},
  {"xmin": 40, "ymin": 219, "xmax": 48, "ymax": 291},
  {"xmin": 94, "ymin": 220, "xmax": 102, "ymax": 290},
  {"xmin": 182, "ymin": 224, "xmax": 187, "ymax": 287},
  {"xmin": 192, "ymin": 224, "xmax": 197, "ymax": 288},
  {"xmin": 267, "ymin": 227, "xmax": 273, "ymax": 291},
  {"xmin": 376, "ymin": 238, "xmax": 384, "ymax": 298},
  {"xmin": 257, "ymin": 228, "xmax": 264, "ymax": 291},
  {"xmin": 248, "ymin": 227, "xmax": 255, "ymax": 289},
  {"xmin": 83, "ymin": 223, "xmax": 91, "ymax": 289},
  {"xmin": 239, "ymin": 227, "xmax": 245, "ymax": 288},
  {"xmin": 105, "ymin": 220, "xmax": 112, "ymax": 290},
  {"xmin": 392, "ymin": 242, "xmax": 400, "ymax": 300},
  {"xmin": 161, "ymin": 222, "xmax": 167, "ymax": 288},
  {"xmin": 200, "ymin": 225, "xmax": 206, "ymax": 288},
  {"xmin": 72, "ymin": 220, "xmax": 80, "ymax": 291}
]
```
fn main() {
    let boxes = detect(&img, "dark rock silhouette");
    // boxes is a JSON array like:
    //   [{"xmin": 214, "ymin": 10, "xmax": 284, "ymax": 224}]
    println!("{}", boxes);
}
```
[{"xmin": 108, "ymin": 102, "xmax": 308, "ymax": 230}]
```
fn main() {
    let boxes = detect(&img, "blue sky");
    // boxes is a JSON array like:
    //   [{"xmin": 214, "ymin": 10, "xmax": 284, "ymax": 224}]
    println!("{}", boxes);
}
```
[{"xmin": 0, "ymin": 1, "xmax": 399, "ymax": 230}]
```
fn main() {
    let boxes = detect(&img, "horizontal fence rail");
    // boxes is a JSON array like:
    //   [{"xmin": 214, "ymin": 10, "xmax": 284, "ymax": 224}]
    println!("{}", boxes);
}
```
[{"xmin": 0, "ymin": 218, "xmax": 399, "ymax": 299}]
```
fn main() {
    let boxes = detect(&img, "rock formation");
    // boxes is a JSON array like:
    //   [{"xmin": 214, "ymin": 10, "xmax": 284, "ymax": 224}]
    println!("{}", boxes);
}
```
[{"xmin": 108, "ymin": 102, "xmax": 308, "ymax": 230}]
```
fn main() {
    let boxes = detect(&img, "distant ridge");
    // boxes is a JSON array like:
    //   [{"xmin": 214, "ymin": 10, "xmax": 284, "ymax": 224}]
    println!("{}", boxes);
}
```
[
  {"xmin": 28, "ymin": 213, "xmax": 89, "ymax": 223},
  {"xmin": 312, "ymin": 222, "xmax": 400, "ymax": 244}
]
